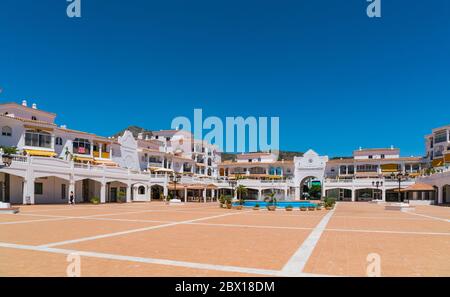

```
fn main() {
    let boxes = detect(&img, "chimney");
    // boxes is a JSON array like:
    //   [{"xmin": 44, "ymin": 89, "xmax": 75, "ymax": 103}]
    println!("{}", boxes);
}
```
[
  {"xmin": 32, "ymin": 103, "xmax": 37, "ymax": 109},
  {"xmin": 60, "ymin": 124, "xmax": 67, "ymax": 129},
  {"xmin": 137, "ymin": 133, "xmax": 143, "ymax": 140},
  {"xmin": 22, "ymin": 100, "xmax": 27, "ymax": 107}
]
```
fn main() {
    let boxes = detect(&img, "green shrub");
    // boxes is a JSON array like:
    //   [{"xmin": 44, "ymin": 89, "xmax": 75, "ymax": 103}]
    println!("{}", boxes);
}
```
[
  {"xmin": 254, "ymin": 203, "xmax": 260, "ymax": 208},
  {"xmin": 324, "ymin": 197, "xmax": 336, "ymax": 208},
  {"xmin": 0, "ymin": 146, "xmax": 18, "ymax": 155},
  {"xmin": 286, "ymin": 205, "xmax": 293, "ymax": 209},
  {"xmin": 90, "ymin": 197, "xmax": 100, "ymax": 204}
]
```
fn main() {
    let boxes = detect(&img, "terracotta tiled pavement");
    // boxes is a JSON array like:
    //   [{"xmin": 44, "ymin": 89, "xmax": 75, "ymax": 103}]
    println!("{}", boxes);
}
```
[{"xmin": 0, "ymin": 202, "xmax": 449, "ymax": 276}]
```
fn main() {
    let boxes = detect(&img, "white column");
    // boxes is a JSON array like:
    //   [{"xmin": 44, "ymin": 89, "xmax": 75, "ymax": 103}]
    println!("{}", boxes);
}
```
[
  {"xmin": 437, "ymin": 186, "xmax": 443, "ymax": 204},
  {"xmin": 294, "ymin": 187, "xmax": 300, "ymax": 201},
  {"xmin": 351, "ymin": 189, "xmax": 356, "ymax": 202},
  {"xmin": 381, "ymin": 188, "xmax": 386, "ymax": 201},
  {"xmin": 22, "ymin": 176, "xmax": 35, "ymax": 205},
  {"xmin": 99, "ymin": 143, "xmax": 103, "ymax": 158},
  {"xmin": 109, "ymin": 146, "xmax": 112, "ymax": 159},
  {"xmin": 203, "ymin": 188, "xmax": 207, "ymax": 203},
  {"xmin": 126, "ymin": 183, "xmax": 132, "ymax": 203},
  {"xmin": 211, "ymin": 189, "xmax": 216, "ymax": 201},
  {"xmin": 100, "ymin": 182, "xmax": 106, "ymax": 204},
  {"xmin": 258, "ymin": 188, "xmax": 262, "ymax": 200},
  {"xmin": 184, "ymin": 187, "xmax": 188, "ymax": 203}
]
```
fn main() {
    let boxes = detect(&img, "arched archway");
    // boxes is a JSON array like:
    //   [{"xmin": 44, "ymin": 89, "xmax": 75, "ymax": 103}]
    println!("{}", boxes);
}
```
[
  {"xmin": 33, "ymin": 175, "xmax": 71, "ymax": 204},
  {"xmin": 75, "ymin": 178, "xmax": 102, "ymax": 203},
  {"xmin": 299, "ymin": 176, "xmax": 322, "ymax": 200},
  {"xmin": 325, "ymin": 188, "xmax": 352, "ymax": 201},
  {"xmin": 355, "ymin": 188, "xmax": 382, "ymax": 202},
  {"xmin": 151, "ymin": 185, "xmax": 164, "ymax": 200},
  {"xmin": 0, "ymin": 172, "xmax": 24, "ymax": 204}
]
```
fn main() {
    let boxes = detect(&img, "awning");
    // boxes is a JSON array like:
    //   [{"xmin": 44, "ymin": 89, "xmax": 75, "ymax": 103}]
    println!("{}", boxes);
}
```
[
  {"xmin": 154, "ymin": 168, "xmax": 174, "ymax": 173},
  {"xmin": 94, "ymin": 159, "xmax": 118, "ymax": 166},
  {"xmin": 432, "ymin": 158, "xmax": 444, "ymax": 167},
  {"xmin": 381, "ymin": 164, "xmax": 399, "ymax": 172},
  {"xmin": 74, "ymin": 156, "xmax": 95, "ymax": 163},
  {"xmin": 24, "ymin": 149, "xmax": 57, "ymax": 157},
  {"xmin": 355, "ymin": 172, "xmax": 380, "ymax": 177},
  {"xmin": 401, "ymin": 183, "xmax": 435, "ymax": 192}
]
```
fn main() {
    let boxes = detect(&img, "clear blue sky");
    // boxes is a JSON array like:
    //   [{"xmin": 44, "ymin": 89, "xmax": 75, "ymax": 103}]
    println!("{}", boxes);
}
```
[{"xmin": 0, "ymin": 0, "xmax": 449, "ymax": 157}]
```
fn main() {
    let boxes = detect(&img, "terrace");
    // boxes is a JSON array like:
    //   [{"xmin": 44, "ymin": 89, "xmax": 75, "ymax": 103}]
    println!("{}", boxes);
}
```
[{"xmin": 0, "ymin": 202, "xmax": 448, "ymax": 276}]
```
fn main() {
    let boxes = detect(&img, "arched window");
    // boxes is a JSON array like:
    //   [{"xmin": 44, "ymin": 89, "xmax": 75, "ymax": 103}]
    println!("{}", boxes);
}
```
[
  {"xmin": 55, "ymin": 137, "xmax": 63, "ymax": 145},
  {"xmin": 1, "ymin": 126, "xmax": 12, "ymax": 136},
  {"xmin": 31, "ymin": 116, "xmax": 37, "ymax": 121},
  {"xmin": 207, "ymin": 158, "xmax": 212, "ymax": 166},
  {"xmin": 138, "ymin": 186, "xmax": 145, "ymax": 195}
]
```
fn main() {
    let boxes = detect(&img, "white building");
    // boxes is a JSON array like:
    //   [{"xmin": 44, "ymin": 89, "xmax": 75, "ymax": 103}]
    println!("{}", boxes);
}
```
[{"xmin": 0, "ymin": 101, "xmax": 223, "ymax": 205}]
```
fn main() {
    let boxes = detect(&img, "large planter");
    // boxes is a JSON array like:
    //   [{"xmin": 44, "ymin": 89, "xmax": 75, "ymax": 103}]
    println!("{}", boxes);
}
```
[
  {"xmin": 226, "ymin": 204, "xmax": 232, "ymax": 209},
  {"xmin": 308, "ymin": 207, "xmax": 315, "ymax": 211},
  {"xmin": 253, "ymin": 207, "xmax": 260, "ymax": 210},
  {"xmin": 325, "ymin": 206, "xmax": 333, "ymax": 210},
  {"xmin": 267, "ymin": 205, "xmax": 276, "ymax": 211},
  {"xmin": 300, "ymin": 207, "xmax": 307, "ymax": 211},
  {"xmin": 285, "ymin": 207, "xmax": 293, "ymax": 211},
  {"xmin": 235, "ymin": 205, "xmax": 243, "ymax": 210}
]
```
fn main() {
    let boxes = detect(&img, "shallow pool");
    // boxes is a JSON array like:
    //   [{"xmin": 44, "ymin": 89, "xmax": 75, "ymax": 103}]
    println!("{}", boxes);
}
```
[{"xmin": 232, "ymin": 200, "xmax": 318, "ymax": 208}]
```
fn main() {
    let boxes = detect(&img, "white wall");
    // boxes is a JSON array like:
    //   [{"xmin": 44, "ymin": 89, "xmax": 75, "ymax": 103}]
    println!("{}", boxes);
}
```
[{"xmin": 34, "ymin": 176, "xmax": 69, "ymax": 204}]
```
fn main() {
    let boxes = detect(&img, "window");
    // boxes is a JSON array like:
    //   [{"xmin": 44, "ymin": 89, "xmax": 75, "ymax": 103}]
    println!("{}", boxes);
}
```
[
  {"xmin": 356, "ymin": 164, "xmax": 378, "ymax": 172},
  {"xmin": 435, "ymin": 131, "xmax": 447, "ymax": 143},
  {"xmin": 381, "ymin": 154, "xmax": 385, "ymax": 159},
  {"xmin": 55, "ymin": 137, "xmax": 63, "ymax": 145},
  {"xmin": 31, "ymin": 116, "xmax": 37, "ymax": 121},
  {"xmin": 368, "ymin": 155, "xmax": 373, "ymax": 159},
  {"xmin": 1, "ymin": 126, "xmax": 12, "ymax": 136},
  {"xmin": 73, "ymin": 138, "xmax": 91, "ymax": 155},
  {"xmin": 25, "ymin": 130, "xmax": 52, "ymax": 148},
  {"xmin": 138, "ymin": 186, "xmax": 145, "ymax": 195},
  {"xmin": 348, "ymin": 165, "xmax": 355, "ymax": 174},
  {"xmin": 34, "ymin": 183, "xmax": 43, "ymax": 195},
  {"xmin": 61, "ymin": 184, "xmax": 66, "ymax": 200},
  {"xmin": 339, "ymin": 165, "xmax": 347, "ymax": 174}
]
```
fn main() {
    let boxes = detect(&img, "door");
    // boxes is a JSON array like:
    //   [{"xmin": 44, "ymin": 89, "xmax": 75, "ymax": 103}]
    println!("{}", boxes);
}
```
[{"xmin": 110, "ymin": 187, "xmax": 117, "ymax": 202}]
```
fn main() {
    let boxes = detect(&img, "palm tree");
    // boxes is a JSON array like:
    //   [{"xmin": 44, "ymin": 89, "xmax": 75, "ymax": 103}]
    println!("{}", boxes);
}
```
[
  {"xmin": 265, "ymin": 192, "xmax": 277, "ymax": 207},
  {"xmin": 236, "ymin": 185, "xmax": 248, "ymax": 205}
]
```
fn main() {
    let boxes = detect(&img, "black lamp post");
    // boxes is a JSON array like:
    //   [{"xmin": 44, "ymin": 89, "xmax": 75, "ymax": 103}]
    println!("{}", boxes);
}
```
[
  {"xmin": 372, "ymin": 181, "xmax": 383, "ymax": 200},
  {"xmin": 170, "ymin": 174, "xmax": 181, "ymax": 200},
  {"xmin": 229, "ymin": 180, "xmax": 237, "ymax": 199},
  {"xmin": 391, "ymin": 172, "xmax": 409, "ymax": 202}
]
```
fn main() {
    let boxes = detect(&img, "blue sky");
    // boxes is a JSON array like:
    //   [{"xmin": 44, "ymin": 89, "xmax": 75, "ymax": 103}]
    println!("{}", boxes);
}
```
[{"xmin": 0, "ymin": 0, "xmax": 449, "ymax": 157}]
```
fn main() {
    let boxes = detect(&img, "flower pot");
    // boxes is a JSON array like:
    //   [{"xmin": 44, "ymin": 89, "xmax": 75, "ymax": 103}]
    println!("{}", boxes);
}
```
[
  {"xmin": 267, "ymin": 206, "xmax": 276, "ymax": 211},
  {"xmin": 300, "ymin": 208, "xmax": 307, "ymax": 211},
  {"xmin": 325, "ymin": 206, "xmax": 333, "ymax": 210},
  {"xmin": 226, "ymin": 204, "xmax": 232, "ymax": 209},
  {"xmin": 308, "ymin": 207, "xmax": 315, "ymax": 211},
  {"xmin": 253, "ymin": 207, "xmax": 260, "ymax": 210},
  {"xmin": 285, "ymin": 208, "xmax": 293, "ymax": 211},
  {"xmin": 235, "ymin": 205, "xmax": 243, "ymax": 210}
]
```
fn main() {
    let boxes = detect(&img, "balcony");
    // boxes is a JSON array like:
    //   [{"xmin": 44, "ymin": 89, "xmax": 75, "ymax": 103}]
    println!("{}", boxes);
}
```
[{"xmin": 93, "ymin": 151, "xmax": 110, "ymax": 159}]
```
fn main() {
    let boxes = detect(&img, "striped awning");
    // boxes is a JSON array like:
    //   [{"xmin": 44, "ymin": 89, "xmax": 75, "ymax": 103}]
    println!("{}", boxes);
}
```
[{"xmin": 24, "ymin": 149, "xmax": 56, "ymax": 157}]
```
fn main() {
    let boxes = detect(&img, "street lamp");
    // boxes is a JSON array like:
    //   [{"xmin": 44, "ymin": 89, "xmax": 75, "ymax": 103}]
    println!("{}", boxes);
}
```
[
  {"xmin": 170, "ymin": 174, "xmax": 181, "ymax": 200},
  {"xmin": 391, "ymin": 172, "xmax": 409, "ymax": 202},
  {"xmin": 229, "ymin": 179, "xmax": 237, "ymax": 199},
  {"xmin": 372, "ymin": 181, "xmax": 383, "ymax": 200}
]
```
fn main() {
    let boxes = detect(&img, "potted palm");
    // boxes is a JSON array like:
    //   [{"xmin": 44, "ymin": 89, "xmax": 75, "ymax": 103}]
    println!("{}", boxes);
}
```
[
  {"xmin": 266, "ymin": 192, "xmax": 277, "ymax": 211},
  {"xmin": 117, "ymin": 190, "xmax": 126, "ymax": 203},
  {"xmin": 253, "ymin": 203, "xmax": 260, "ymax": 210},
  {"xmin": 324, "ymin": 197, "xmax": 336, "ymax": 210},
  {"xmin": 218, "ymin": 195, "xmax": 226, "ymax": 208},
  {"xmin": 235, "ymin": 185, "xmax": 247, "ymax": 210},
  {"xmin": 285, "ymin": 204, "xmax": 293, "ymax": 211},
  {"xmin": 300, "ymin": 206, "xmax": 307, "ymax": 211},
  {"xmin": 224, "ymin": 195, "xmax": 232, "ymax": 209}
]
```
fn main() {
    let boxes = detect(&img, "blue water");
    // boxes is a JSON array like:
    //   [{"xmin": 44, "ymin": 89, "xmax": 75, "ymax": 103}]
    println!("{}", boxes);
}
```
[{"xmin": 233, "ymin": 200, "xmax": 318, "ymax": 208}]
